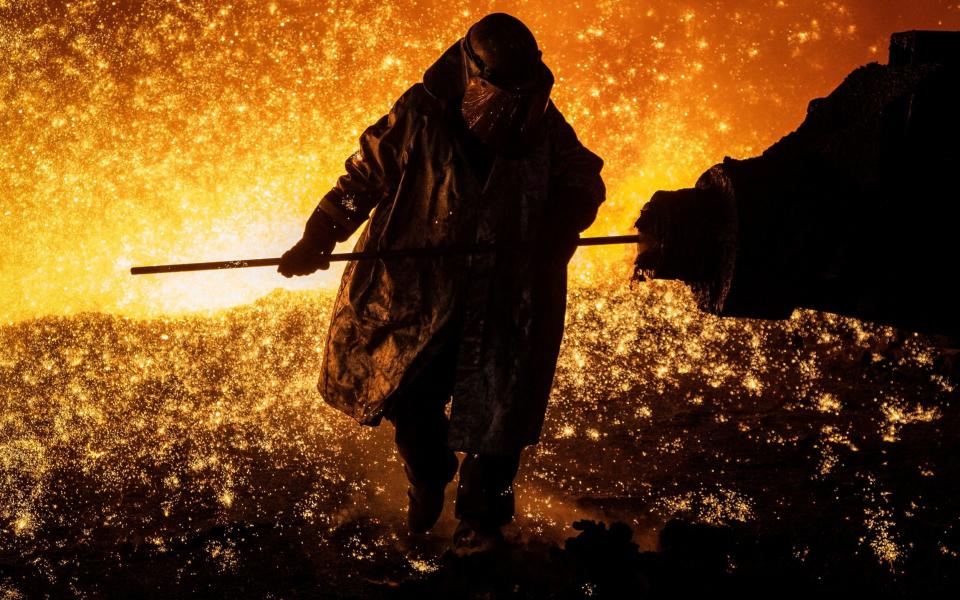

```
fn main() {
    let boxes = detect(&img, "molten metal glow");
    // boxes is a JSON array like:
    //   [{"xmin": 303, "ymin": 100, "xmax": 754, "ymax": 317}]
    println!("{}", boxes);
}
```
[
  {"xmin": 2, "ymin": 1, "xmax": 959, "ymax": 591},
  {"xmin": 3, "ymin": 0, "xmax": 958, "ymax": 320}
]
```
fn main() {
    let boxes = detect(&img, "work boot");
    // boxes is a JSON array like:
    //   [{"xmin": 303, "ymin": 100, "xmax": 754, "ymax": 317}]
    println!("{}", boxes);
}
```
[
  {"xmin": 407, "ymin": 481, "xmax": 447, "ymax": 534},
  {"xmin": 451, "ymin": 520, "xmax": 505, "ymax": 556}
]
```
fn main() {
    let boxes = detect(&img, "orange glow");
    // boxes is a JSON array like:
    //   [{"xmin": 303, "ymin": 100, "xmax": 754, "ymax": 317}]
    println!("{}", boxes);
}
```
[
  {"xmin": 3, "ymin": 5, "xmax": 960, "ymax": 588},
  {"xmin": 4, "ymin": 1, "xmax": 958, "ymax": 321}
]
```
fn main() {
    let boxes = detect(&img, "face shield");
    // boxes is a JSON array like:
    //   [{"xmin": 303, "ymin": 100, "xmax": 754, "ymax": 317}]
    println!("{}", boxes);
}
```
[{"xmin": 459, "ymin": 35, "xmax": 554, "ymax": 154}]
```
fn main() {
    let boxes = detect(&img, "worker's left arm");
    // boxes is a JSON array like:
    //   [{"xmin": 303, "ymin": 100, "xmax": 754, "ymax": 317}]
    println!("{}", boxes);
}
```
[
  {"xmin": 545, "ymin": 102, "xmax": 606, "ymax": 258},
  {"xmin": 279, "ymin": 86, "xmax": 419, "ymax": 277},
  {"xmin": 309, "ymin": 87, "xmax": 420, "ymax": 240}
]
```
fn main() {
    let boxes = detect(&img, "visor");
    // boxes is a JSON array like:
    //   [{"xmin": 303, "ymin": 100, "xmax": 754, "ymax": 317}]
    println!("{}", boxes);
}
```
[
  {"xmin": 460, "ymin": 36, "xmax": 554, "ymax": 153},
  {"xmin": 461, "ymin": 75, "xmax": 551, "ymax": 151}
]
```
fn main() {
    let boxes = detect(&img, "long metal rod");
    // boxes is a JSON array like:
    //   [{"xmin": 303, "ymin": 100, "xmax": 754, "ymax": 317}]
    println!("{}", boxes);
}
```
[{"xmin": 130, "ymin": 234, "xmax": 640, "ymax": 275}]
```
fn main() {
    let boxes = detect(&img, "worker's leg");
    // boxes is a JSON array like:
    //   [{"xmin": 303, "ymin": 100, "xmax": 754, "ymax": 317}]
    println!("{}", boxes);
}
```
[
  {"xmin": 384, "ymin": 347, "xmax": 460, "ymax": 532},
  {"xmin": 387, "ymin": 386, "xmax": 458, "ymax": 490},
  {"xmin": 454, "ymin": 450, "xmax": 523, "ymax": 529}
]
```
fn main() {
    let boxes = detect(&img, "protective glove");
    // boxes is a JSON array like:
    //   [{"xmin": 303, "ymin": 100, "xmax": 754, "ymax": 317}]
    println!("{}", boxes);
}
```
[{"xmin": 277, "ymin": 209, "xmax": 342, "ymax": 277}]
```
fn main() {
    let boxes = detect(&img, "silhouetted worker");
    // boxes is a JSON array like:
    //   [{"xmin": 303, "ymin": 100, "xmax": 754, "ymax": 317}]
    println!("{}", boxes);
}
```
[{"xmin": 278, "ymin": 13, "xmax": 604, "ymax": 554}]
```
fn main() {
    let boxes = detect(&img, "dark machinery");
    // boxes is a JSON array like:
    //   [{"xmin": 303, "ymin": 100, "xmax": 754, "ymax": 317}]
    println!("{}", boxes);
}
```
[{"xmin": 634, "ymin": 31, "xmax": 960, "ymax": 338}]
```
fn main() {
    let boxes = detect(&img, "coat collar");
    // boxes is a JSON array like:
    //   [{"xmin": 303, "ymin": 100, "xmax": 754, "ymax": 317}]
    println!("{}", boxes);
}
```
[{"xmin": 423, "ymin": 39, "xmax": 466, "ymax": 100}]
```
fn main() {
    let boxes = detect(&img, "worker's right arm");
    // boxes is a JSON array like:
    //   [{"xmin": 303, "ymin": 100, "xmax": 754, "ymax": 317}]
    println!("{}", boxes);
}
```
[
  {"xmin": 542, "ymin": 102, "xmax": 605, "ymax": 263},
  {"xmin": 278, "ymin": 87, "xmax": 418, "ymax": 277}
]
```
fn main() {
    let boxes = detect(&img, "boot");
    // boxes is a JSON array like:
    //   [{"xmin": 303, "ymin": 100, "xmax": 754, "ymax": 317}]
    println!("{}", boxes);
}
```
[
  {"xmin": 407, "ymin": 481, "xmax": 447, "ymax": 534},
  {"xmin": 451, "ymin": 519, "xmax": 505, "ymax": 555}
]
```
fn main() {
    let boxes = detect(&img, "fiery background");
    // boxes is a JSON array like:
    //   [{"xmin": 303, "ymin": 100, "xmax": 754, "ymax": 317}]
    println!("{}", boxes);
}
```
[
  {"xmin": 3, "ymin": 0, "xmax": 960, "ymax": 597},
  {"xmin": 3, "ymin": 0, "xmax": 958, "ymax": 320}
]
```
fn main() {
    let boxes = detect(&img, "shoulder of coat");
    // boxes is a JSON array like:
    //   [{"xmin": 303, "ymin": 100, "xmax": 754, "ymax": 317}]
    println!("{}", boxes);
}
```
[
  {"xmin": 543, "ymin": 100, "xmax": 575, "ymax": 143},
  {"xmin": 392, "ymin": 83, "xmax": 444, "ymax": 119},
  {"xmin": 544, "ymin": 99, "xmax": 565, "ymax": 122}
]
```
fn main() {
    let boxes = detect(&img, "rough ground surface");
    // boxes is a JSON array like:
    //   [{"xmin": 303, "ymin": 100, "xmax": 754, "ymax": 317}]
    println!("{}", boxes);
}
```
[{"xmin": 1, "ymin": 282, "xmax": 958, "ymax": 598}]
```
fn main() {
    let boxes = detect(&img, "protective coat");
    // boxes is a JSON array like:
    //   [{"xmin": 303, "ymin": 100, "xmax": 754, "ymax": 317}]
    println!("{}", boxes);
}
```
[{"xmin": 313, "ymin": 45, "xmax": 604, "ymax": 454}]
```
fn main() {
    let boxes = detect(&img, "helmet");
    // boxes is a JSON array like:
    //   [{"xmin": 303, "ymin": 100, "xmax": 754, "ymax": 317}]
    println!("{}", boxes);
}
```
[{"xmin": 423, "ymin": 13, "xmax": 554, "ymax": 155}]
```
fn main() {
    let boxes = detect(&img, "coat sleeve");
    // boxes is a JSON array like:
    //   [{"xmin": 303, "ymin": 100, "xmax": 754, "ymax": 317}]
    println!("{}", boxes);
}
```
[
  {"xmin": 547, "ymin": 102, "xmax": 606, "ymax": 235},
  {"xmin": 304, "ymin": 86, "xmax": 420, "ymax": 242}
]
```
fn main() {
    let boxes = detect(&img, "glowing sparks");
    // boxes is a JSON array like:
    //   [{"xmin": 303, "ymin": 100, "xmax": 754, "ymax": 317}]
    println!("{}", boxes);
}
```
[
  {"xmin": 0, "ymin": 280, "xmax": 955, "ymax": 577},
  {"xmin": 4, "ymin": 1, "xmax": 957, "ymax": 321},
  {"xmin": 408, "ymin": 558, "xmax": 440, "ymax": 573},
  {"xmin": 12, "ymin": 513, "xmax": 33, "ymax": 535},
  {"xmin": 1, "ymin": 1, "xmax": 959, "ymax": 588},
  {"xmin": 816, "ymin": 392, "xmax": 841, "ymax": 414},
  {"xmin": 881, "ymin": 401, "xmax": 941, "ymax": 442},
  {"xmin": 660, "ymin": 488, "xmax": 755, "ymax": 525}
]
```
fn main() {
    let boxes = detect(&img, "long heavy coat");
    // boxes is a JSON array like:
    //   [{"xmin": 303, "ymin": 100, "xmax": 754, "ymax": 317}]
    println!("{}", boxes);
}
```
[{"xmin": 313, "ymin": 43, "xmax": 605, "ymax": 455}]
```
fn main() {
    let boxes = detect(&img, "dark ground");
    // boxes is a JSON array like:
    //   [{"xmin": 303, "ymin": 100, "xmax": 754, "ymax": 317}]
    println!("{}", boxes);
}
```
[{"xmin": 1, "ymin": 281, "xmax": 958, "ymax": 598}]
